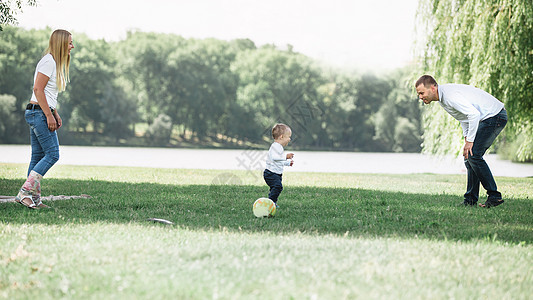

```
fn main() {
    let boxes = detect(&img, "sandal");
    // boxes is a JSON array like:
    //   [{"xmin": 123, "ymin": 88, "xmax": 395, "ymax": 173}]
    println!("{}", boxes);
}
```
[
  {"xmin": 15, "ymin": 195, "xmax": 38, "ymax": 209},
  {"xmin": 33, "ymin": 196, "xmax": 50, "ymax": 209},
  {"xmin": 479, "ymin": 199, "xmax": 504, "ymax": 208}
]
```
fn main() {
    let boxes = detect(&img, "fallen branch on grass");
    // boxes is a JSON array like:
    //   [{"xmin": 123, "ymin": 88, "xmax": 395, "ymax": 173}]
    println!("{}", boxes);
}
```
[{"xmin": 0, "ymin": 194, "xmax": 92, "ymax": 203}]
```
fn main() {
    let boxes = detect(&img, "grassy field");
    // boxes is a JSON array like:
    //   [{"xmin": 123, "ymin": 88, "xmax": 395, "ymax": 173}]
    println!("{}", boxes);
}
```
[{"xmin": 1, "ymin": 163, "xmax": 532, "ymax": 299}]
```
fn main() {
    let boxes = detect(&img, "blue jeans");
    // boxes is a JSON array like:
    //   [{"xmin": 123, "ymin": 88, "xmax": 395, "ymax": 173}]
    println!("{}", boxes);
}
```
[
  {"xmin": 25, "ymin": 108, "xmax": 60, "ymax": 176},
  {"xmin": 464, "ymin": 108, "xmax": 507, "ymax": 204},
  {"xmin": 263, "ymin": 169, "xmax": 283, "ymax": 203}
]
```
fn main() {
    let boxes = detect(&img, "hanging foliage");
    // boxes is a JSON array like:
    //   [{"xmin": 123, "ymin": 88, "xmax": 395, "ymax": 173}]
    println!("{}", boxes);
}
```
[
  {"xmin": 0, "ymin": 0, "xmax": 37, "ymax": 31},
  {"xmin": 415, "ymin": 0, "xmax": 533, "ymax": 161}
]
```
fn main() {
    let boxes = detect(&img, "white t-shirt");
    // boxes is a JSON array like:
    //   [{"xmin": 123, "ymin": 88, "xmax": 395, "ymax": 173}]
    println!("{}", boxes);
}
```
[
  {"xmin": 265, "ymin": 142, "xmax": 291, "ymax": 174},
  {"xmin": 30, "ymin": 54, "xmax": 59, "ymax": 109},
  {"xmin": 438, "ymin": 84, "xmax": 504, "ymax": 142}
]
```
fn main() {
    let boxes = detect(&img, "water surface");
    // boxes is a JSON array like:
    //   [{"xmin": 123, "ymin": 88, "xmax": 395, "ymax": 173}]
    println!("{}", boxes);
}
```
[{"xmin": 1, "ymin": 145, "xmax": 531, "ymax": 177}]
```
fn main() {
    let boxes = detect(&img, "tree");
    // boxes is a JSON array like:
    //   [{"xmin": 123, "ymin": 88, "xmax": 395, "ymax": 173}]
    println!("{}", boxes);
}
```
[
  {"xmin": 231, "ymin": 46, "xmax": 327, "ymax": 146},
  {"xmin": 115, "ymin": 31, "xmax": 187, "ymax": 125},
  {"xmin": 0, "ymin": 26, "xmax": 49, "ymax": 142},
  {"xmin": 322, "ymin": 72, "xmax": 392, "ymax": 151},
  {"xmin": 415, "ymin": 0, "xmax": 533, "ymax": 161},
  {"xmin": 374, "ymin": 68, "xmax": 423, "ymax": 152},
  {"xmin": 0, "ymin": 94, "xmax": 19, "ymax": 142},
  {"xmin": 0, "ymin": 0, "xmax": 37, "ymax": 31},
  {"xmin": 97, "ymin": 81, "xmax": 137, "ymax": 141},
  {"xmin": 146, "ymin": 113, "xmax": 172, "ymax": 146},
  {"xmin": 373, "ymin": 100, "xmax": 397, "ymax": 151},
  {"xmin": 164, "ymin": 38, "xmax": 240, "ymax": 138}
]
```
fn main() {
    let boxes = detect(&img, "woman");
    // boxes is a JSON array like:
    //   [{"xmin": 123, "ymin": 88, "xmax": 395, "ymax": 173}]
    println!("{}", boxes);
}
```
[{"xmin": 15, "ymin": 29, "xmax": 74, "ymax": 209}]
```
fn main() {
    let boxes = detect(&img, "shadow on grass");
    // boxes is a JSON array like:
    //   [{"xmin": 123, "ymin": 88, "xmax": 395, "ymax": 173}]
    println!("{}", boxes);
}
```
[{"xmin": 1, "ymin": 178, "xmax": 532, "ymax": 244}]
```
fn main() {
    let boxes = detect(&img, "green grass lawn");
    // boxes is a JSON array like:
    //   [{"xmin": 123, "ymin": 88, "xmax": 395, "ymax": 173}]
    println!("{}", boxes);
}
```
[{"xmin": 1, "ymin": 163, "xmax": 532, "ymax": 299}]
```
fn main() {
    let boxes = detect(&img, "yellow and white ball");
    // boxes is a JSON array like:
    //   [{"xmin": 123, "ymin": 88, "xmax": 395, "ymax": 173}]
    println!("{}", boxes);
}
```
[{"xmin": 253, "ymin": 198, "xmax": 276, "ymax": 218}]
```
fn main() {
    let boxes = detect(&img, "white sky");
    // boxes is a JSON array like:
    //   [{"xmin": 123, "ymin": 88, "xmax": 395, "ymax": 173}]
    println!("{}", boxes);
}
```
[{"xmin": 16, "ymin": 0, "xmax": 419, "ymax": 71}]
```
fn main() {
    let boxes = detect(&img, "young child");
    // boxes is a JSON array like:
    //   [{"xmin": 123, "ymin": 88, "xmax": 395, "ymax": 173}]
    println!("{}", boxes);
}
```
[{"xmin": 263, "ymin": 123, "xmax": 294, "ymax": 207}]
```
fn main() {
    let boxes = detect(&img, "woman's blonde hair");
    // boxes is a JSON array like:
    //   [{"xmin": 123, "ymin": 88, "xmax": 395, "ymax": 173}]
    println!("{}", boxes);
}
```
[{"xmin": 45, "ymin": 29, "xmax": 71, "ymax": 92}]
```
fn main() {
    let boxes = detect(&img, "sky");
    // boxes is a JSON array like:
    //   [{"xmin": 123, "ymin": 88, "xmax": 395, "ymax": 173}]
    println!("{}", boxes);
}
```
[{"xmin": 16, "ymin": 0, "xmax": 420, "ymax": 71}]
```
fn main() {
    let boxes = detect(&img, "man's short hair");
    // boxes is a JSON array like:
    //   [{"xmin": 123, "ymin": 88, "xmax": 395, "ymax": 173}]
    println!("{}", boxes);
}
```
[
  {"xmin": 272, "ymin": 123, "xmax": 290, "ymax": 139},
  {"xmin": 415, "ymin": 75, "xmax": 438, "ymax": 88}
]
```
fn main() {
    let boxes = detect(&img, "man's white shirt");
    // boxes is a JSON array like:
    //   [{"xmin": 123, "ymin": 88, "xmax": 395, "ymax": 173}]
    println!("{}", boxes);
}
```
[{"xmin": 438, "ymin": 84, "xmax": 504, "ymax": 142}]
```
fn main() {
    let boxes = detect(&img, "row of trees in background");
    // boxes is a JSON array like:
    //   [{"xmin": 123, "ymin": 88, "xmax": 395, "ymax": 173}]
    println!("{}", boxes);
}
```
[
  {"xmin": 415, "ymin": 0, "xmax": 533, "ymax": 162},
  {"xmin": 0, "ymin": 26, "xmax": 423, "ymax": 152}
]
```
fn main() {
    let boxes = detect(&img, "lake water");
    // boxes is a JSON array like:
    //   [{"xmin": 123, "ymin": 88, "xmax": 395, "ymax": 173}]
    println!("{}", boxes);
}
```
[{"xmin": 1, "ymin": 145, "xmax": 532, "ymax": 177}]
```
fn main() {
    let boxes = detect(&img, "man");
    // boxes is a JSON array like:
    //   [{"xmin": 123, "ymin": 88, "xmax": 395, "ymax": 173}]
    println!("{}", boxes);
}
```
[{"xmin": 415, "ymin": 75, "xmax": 507, "ymax": 208}]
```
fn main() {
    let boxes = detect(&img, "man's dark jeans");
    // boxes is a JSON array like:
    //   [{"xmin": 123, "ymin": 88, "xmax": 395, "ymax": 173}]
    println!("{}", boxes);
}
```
[
  {"xmin": 464, "ymin": 108, "xmax": 507, "ymax": 204},
  {"xmin": 263, "ymin": 169, "xmax": 283, "ymax": 203}
]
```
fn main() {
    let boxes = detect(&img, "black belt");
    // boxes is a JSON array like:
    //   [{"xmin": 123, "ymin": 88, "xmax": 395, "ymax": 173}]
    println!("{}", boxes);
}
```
[{"xmin": 27, "ymin": 103, "xmax": 55, "ymax": 113}]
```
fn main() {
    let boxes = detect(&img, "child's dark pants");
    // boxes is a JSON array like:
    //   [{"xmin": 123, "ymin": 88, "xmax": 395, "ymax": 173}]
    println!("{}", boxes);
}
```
[{"xmin": 263, "ymin": 169, "xmax": 283, "ymax": 203}]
